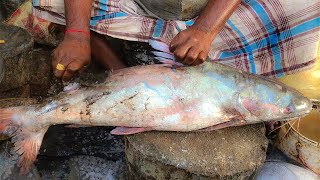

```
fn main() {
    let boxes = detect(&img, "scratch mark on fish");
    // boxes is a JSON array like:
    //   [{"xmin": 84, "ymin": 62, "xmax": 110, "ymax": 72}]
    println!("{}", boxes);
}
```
[{"xmin": 37, "ymin": 101, "xmax": 69, "ymax": 115}]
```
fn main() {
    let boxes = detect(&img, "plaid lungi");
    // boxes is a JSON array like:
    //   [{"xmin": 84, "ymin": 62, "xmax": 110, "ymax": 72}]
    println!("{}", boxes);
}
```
[{"xmin": 31, "ymin": 0, "xmax": 320, "ymax": 78}]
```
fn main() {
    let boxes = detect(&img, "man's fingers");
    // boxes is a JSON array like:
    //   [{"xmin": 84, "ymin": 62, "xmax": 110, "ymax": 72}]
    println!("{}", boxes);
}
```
[
  {"xmin": 199, "ymin": 51, "xmax": 207, "ymax": 62},
  {"xmin": 169, "ymin": 34, "xmax": 180, "ymax": 52},
  {"xmin": 52, "ymin": 52, "xmax": 67, "ymax": 79},
  {"xmin": 170, "ymin": 32, "xmax": 186, "ymax": 52},
  {"xmin": 173, "ymin": 44, "xmax": 191, "ymax": 62},
  {"xmin": 183, "ymin": 48, "xmax": 199, "ymax": 65},
  {"xmin": 62, "ymin": 61, "xmax": 83, "ymax": 82},
  {"xmin": 79, "ymin": 65, "xmax": 88, "ymax": 73},
  {"xmin": 192, "ymin": 51, "xmax": 207, "ymax": 65},
  {"xmin": 195, "ymin": 51, "xmax": 208, "ymax": 65}
]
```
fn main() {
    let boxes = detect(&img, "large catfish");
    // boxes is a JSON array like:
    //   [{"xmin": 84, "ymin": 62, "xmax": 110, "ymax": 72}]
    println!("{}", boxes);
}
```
[{"xmin": 0, "ymin": 40, "xmax": 312, "ymax": 174}]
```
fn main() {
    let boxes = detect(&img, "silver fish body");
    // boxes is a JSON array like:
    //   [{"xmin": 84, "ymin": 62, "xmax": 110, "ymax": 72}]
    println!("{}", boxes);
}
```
[
  {"xmin": 0, "ymin": 61, "xmax": 312, "ymax": 173},
  {"xmin": 9, "ymin": 61, "xmax": 312, "ymax": 132}
]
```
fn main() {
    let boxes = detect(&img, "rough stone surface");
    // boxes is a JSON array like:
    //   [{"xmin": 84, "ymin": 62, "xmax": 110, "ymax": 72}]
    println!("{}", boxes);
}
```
[
  {"xmin": 0, "ymin": 141, "xmax": 42, "ymax": 180},
  {"xmin": 0, "ymin": 0, "xmax": 25, "ymax": 21},
  {"xmin": 126, "ymin": 123, "xmax": 268, "ymax": 179},
  {"xmin": 0, "ymin": 46, "xmax": 53, "ymax": 98},
  {"xmin": 122, "ymin": 41, "xmax": 158, "ymax": 67},
  {"xmin": 28, "ymin": 46, "xmax": 53, "ymax": 97},
  {"xmin": 0, "ymin": 23, "xmax": 34, "ymax": 93},
  {"xmin": 36, "ymin": 155, "xmax": 127, "ymax": 180},
  {"xmin": 39, "ymin": 126, "xmax": 125, "ymax": 159}
]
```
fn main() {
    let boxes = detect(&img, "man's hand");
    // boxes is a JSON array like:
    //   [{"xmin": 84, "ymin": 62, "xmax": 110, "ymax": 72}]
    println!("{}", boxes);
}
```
[
  {"xmin": 170, "ymin": 0, "xmax": 241, "ymax": 66},
  {"xmin": 169, "ymin": 25, "xmax": 215, "ymax": 66},
  {"xmin": 52, "ymin": 34, "xmax": 90, "ymax": 82}
]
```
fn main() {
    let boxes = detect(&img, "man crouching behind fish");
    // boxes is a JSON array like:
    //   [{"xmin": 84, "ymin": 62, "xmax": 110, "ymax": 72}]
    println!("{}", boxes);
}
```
[{"xmin": 0, "ymin": 45, "xmax": 312, "ymax": 174}]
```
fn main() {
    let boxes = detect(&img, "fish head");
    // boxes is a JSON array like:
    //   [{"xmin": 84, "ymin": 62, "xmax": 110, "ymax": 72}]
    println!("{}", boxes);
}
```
[{"xmin": 238, "ymin": 79, "xmax": 312, "ymax": 122}]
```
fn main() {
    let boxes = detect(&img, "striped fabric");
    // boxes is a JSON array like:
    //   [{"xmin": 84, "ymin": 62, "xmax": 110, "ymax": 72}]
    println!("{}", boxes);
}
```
[{"xmin": 32, "ymin": 0, "xmax": 319, "ymax": 78}]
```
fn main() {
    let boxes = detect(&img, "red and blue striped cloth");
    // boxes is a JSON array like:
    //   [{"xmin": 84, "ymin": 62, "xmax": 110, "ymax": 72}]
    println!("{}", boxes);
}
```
[{"xmin": 32, "ymin": 0, "xmax": 319, "ymax": 78}]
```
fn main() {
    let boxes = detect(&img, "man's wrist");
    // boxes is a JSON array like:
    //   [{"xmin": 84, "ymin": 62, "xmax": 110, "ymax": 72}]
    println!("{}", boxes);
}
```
[
  {"xmin": 64, "ymin": 32, "xmax": 90, "ymax": 43},
  {"xmin": 192, "ymin": 21, "xmax": 218, "ymax": 40},
  {"xmin": 65, "ymin": 29, "xmax": 90, "ymax": 37}
]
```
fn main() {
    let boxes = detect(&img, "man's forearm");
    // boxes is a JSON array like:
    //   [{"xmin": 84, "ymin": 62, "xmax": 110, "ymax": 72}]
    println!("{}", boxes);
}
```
[
  {"xmin": 194, "ymin": 0, "xmax": 241, "ymax": 36},
  {"xmin": 64, "ymin": 0, "xmax": 93, "ymax": 31}
]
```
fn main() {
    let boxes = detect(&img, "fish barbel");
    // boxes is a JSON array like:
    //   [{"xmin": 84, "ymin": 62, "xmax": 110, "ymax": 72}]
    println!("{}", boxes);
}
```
[{"xmin": 0, "ymin": 40, "xmax": 312, "ymax": 174}]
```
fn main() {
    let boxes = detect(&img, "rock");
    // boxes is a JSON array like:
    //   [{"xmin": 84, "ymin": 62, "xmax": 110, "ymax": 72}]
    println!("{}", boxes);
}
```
[
  {"xmin": 126, "ymin": 123, "xmax": 268, "ymax": 179},
  {"xmin": 0, "ymin": 0, "xmax": 25, "ymax": 21},
  {"xmin": 0, "ymin": 23, "xmax": 34, "ymax": 94},
  {"xmin": 39, "ymin": 126, "xmax": 125, "ymax": 159},
  {"xmin": 35, "ymin": 126, "xmax": 127, "ymax": 179},
  {"xmin": 35, "ymin": 155, "xmax": 127, "ymax": 180},
  {"xmin": 69, "ymin": 156, "xmax": 127, "ymax": 180},
  {"xmin": 28, "ymin": 47, "xmax": 53, "ymax": 97},
  {"xmin": 0, "ymin": 23, "xmax": 54, "ymax": 97},
  {"xmin": 0, "ymin": 141, "xmax": 41, "ymax": 180},
  {"xmin": 122, "ymin": 41, "xmax": 158, "ymax": 67}
]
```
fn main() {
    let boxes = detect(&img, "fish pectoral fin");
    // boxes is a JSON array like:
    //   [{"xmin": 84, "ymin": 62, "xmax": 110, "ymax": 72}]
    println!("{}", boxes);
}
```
[
  {"xmin": 0, "ymin": 108, "xmax": 48, "ymax": 175},
  {"xmin": 196, "ymin": 121, "xmax": 236, "ymax": 132},
  {"xmin": 196, "ymin": 118, "xmax": 247, "ymax": 132},
  {"xmin": 110, "ymin": 127, "xmax": 152, "ymax": 135}
]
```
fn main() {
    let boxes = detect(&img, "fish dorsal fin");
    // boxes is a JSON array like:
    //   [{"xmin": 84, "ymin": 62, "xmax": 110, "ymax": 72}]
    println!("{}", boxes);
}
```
[{"xmin": 148, "ymin": 39, "xmax": 185, "ymax": 68}]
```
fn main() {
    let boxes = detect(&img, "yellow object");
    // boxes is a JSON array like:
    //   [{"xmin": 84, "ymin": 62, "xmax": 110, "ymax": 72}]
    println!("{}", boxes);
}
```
[
  {"xmin": 0, "ymin": 40, "xmax": 5, "ymax": 44},
  {"xmin": 291, "ymin": 105, "xmax": 320, "ymax": 143},
  {"xmin": 56, "ymin": 63, "xmax": 66, "ymax": 71},
  {"xmin": 276, "ymin": 100, "xmax": 320, "ymax": 175},
  {"xmin": 279, "ymin": 45, "xmax": 320, "ymax": 99}
]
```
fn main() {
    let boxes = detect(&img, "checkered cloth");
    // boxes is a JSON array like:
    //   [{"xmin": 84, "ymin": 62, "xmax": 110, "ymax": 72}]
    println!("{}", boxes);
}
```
[{"xmin": 29, "ymin": 0, "xmax": 320, "ymax": 77}]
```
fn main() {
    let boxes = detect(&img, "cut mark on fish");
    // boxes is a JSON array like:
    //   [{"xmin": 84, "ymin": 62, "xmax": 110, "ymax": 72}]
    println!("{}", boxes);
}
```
[
  {"xmin": 60, "ymin": 107, "xmax": 68, "ymax": 113},
  {"xmin": 127, "ymin": 93, "xmax": 139, "ymax": 100},
  {"xmin": 84, "ymin": 91, "xmax": 111, "ymax": 106},
  {"xmin": 37, "ymin": 102, "xmax": 69, "ymax": 115},
  {"xmin": 145, "ymin": 97, "xmax": 150, "ymax": 110}
]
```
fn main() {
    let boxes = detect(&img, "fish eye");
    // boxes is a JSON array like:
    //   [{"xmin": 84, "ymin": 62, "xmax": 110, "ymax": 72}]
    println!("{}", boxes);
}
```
[{"xmin": 283, "ymin": 106, "xmax": 294, "ymax": 114}]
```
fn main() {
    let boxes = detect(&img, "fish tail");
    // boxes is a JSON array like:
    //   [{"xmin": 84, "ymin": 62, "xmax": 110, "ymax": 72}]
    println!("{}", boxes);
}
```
[
  {"xmin": 0, "ymin": 108, "xmax": 17, "ymax": 135},
  {"xmin": 0, "ymin": 108, "xmax": 48, "ymax": 175}
]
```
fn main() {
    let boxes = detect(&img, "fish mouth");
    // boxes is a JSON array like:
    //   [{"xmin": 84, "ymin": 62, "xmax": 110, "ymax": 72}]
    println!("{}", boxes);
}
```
[
  {"xmin": 275, "ymin": 97, "xmax": 313, "ymax": 121},
  {"xmin": 290, "ymin": 96, "xmax": 313, "ymax": 115},
  {"xmin": 239, "ymin": 95, "xmax": 313, "ymax": 122}
]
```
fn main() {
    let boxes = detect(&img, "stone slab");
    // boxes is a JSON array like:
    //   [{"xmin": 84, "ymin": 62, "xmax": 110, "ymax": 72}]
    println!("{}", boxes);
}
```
[
  {"xmin": 126, "ymin": 123, "xmax": 268, "ymax": 179},
  {"xmin": 0, "ymin": 23, "xmax": 34, "ymax": 92}
]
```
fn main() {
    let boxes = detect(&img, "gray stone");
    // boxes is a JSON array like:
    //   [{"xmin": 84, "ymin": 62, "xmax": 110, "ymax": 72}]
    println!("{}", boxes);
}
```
[
  {"xmin": 35, "ymin": 155, "xmax": 127, "ymax": 180},
  {"xmin": 126, "ymin": 123, "xmax": 268, "ymax": 179},
  {"xmin": 69, "ymin": 156, "xmax": 127, "ymax": 180},
  {"xmin": 0, "ymin": 0, "xmax": 25, "ymax": 21},
  {"xmin": 122, "ymin": 41, "xmax": 158, "ymax": 67},
  {"xmin": 0, "ymin": 141, "xmax": 41, "ymax": 180},
  {"xmin": 28, "ymin": 47, "xmax": 54, "ymax": 97},
  {"xmin": 39, "ymin": 126, "xmax": 125, "ymax": 159},
  {"xmin": 0, "ymin": 23, "xmax": 34, "ymax": 93}
]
